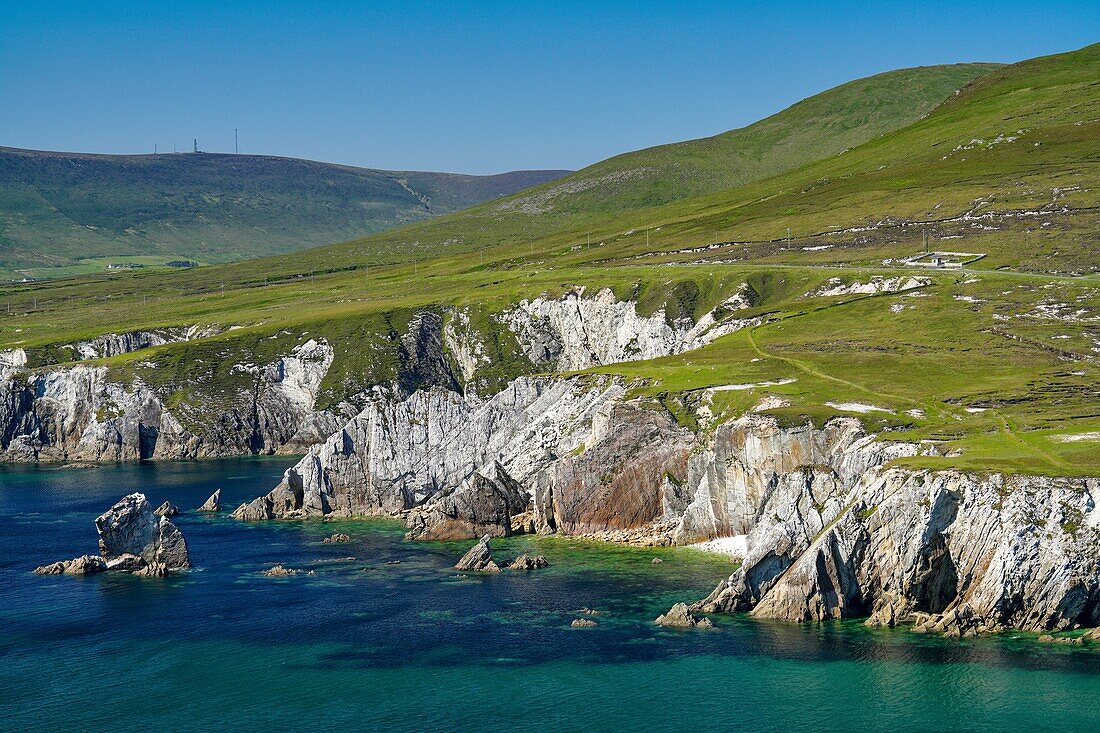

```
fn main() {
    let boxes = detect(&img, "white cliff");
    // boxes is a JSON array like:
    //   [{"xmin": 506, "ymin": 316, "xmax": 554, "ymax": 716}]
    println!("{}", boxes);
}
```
[
  {"xmin": 504, "ymin": 286, "xmax": 757, "ymax": 371},
  {"xmin": 0, "ymin": 339, "xmax": 342, "ymax": 461}
]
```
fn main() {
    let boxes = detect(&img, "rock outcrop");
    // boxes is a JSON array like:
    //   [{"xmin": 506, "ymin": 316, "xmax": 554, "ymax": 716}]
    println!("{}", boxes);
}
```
[
  {"xmin": 454, "ymin": 535, "xmax": 500, "ymax": 572},
  {"xmin": 405, "ymin": 462, "xmax": 531, "ymax": 540},
  {"xmin": 505, "ymin": 286, "xmax": 757, "ymax": 371},
  {"xmin": 96, "ymin": 493, "xmax": 190, "ymax": 569},
  {"xmin": 694, "ymin": 468, "xmax": 1100, "ymax": 635},
  {"xmin": 197, "ymin": 490, "xmax": 221, "ymax": 512},
  {"xmin": 34, "ymin": 555, "xmax": 107, "ymax": 576},
  {"xmin": 655, "ymin": 603, "xmax": 714, "ymax": 629},
  {"xmin": 236, "ymin": 376, "xmax": 1100, "ymax": 635},
  {"xmin": 35, "ymin": 493, "xmax": 189, "ymax": 577},
  {"xmin": 507, "ymin": 554, "xmax": 549, "ymax": 570},
  {"xmin": 0, "ymin": 338, "xmax": 345, "ymax": 462},
  {"xmin": 234, "ymin": 376, "xmax": 625, "ymax": 522},
  {"xmin": 154, "ymin": 501, "xmax": 180, "ymax": 517}
]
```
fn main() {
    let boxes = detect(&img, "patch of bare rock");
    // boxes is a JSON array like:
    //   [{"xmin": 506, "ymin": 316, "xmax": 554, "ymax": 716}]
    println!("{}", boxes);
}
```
[
  {"xmin": 655, "ymin": 603, "xmax": 714, "ymax": 629},
  {"xmin": 453, "ymin": 535, "xmax": 549, "ymax": 574},
  {"xmin": 507, "ymin": 554, "xmax": 549, "ymax": 570},
  {"xmin": 571, "ymin": 618, "xmax": 598, "ymax": 628},
  {"xmin": 34, "ymin": 492, "xmax": 190, "ymax": 577},
  {"xmin": 197, "ymin": 489, "xmax": 221, "ymax": 512},
  {"xmin": 322, "ymin": 532, "xmax": 351, "ymax": 544},
  {"xmin": 154, "ymin": 501, "xmax": 180, "ymax": 517}
]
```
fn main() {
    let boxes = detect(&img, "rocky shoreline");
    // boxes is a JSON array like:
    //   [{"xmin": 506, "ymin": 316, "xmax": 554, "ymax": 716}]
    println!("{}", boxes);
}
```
[
  {"xmin": 225, "ymin": 373, "xmax": 1100, "ymax": 639},
  {"xmin": 9, "ymin": 290, "xmax": 1100, "ymax": 639}
]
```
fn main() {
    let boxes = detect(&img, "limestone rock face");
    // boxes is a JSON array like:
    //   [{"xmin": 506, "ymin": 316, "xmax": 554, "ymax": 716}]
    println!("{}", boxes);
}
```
[
  {"xmin": 454, "ymin": 535, "xmax": 500, "ymax": 572},
  {"xmin": 197, "ymin": 490, "xmax": 221, "ymax": 512},
  {"xmin": 504, "ymin": 286, "xmax": 757, "ymax": 372},
  {"xmin": 237, "ymin": 376, "xmax": 624, "ymax": 522},
  {"xmin": 696, "ymin": 469, "xmax": 1100, "ymax": 634},
  {"xmin": 95, "ymin": 493, "xmax": 190, "ymax": 569},
  {"xmin": 0, "ymin": 339, "xmax": 344, "ymax": 462},
  {"xmin": 405, "ymin": 462, "xmax": 531, "ymax": 540}
]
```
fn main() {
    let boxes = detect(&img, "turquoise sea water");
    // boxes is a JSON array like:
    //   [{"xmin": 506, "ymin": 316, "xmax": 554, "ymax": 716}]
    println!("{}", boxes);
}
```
[{"xmin": 2, "ymin": 458, "xmax": 1099, "ymax": 732}]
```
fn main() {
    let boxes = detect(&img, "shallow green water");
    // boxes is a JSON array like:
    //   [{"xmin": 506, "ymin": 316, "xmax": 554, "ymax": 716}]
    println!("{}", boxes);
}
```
[{"xmin": 2, "ymin": 459, "xmax": 1099, "ymax": 732}]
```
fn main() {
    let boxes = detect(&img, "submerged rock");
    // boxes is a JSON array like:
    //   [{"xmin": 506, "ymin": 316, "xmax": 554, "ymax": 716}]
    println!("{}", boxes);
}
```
[
  {"xmin": 154, "ymin": 501, "xmax": 180, "ymax": 518},
  {"xmin": 570, "ymin": 618, "xmax": 598, "ymax": 628},
  {"xmin": 34, "ymin": 555, "xmax": 107, "ymax": 576},
  {"xmin": 262, "ymin": 565, "xmax": 299, "ymax": 577},
  {"xmin": 454, "ymin": 535, "xmax": 500, "ymax": 572},
  {"xmin": 322, "ymin": 532, "xmax": 351, "ymax": 544},
  {"xmin": 96, "ymin": 493, "xmax": 190, "ymax": 570},
  {"xmin": 507, "ymin": 554, "xmax": 549, "ymax": 571},
  {"xmin": 197, "ymin": 489, "xmax": 221, "ymax": 512},
  {"xmin": 655, "ymin": 603, "xmax": 714, "ymax": 629}
]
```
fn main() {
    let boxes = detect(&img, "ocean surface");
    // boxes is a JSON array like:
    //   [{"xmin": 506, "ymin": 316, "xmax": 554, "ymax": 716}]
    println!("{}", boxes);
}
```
[{"xmin": 2, "ymin": 457, "xmax": 1099, "ymax": 732}]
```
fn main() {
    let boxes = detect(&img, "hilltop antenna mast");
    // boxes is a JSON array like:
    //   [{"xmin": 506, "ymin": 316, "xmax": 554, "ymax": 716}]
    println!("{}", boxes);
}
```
[
  {"xmin": 235, "ymin": 128, "xmax": 238, "ymax": 154},
  {"xmin": 193, "ymin": 138, "xmax": 198, "ymax": 154}
]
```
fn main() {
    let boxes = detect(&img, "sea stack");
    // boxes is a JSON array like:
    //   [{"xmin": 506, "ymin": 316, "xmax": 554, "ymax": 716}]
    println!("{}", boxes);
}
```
[{"xmin": 197, "ymin": 489, "xmax": 221, "ymax": 512}]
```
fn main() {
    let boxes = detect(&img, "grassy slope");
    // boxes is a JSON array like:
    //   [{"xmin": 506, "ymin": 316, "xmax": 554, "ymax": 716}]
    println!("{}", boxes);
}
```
[
  {"xmin": 504, "ymin": 63, "xmax": 1002, "ymax": 215},
  {"xmin": 0, "ymin": 147, "xmax": 569, "ymax": 275},
  {"xmin": 1, "ymin": 46, "xmax": 1097, "ymax": 475}
]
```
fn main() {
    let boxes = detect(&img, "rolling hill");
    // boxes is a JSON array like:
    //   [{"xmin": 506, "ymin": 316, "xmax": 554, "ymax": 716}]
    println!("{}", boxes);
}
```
[
  {"xmin": 2, "ymin": 44, "xmax": 1098, "ymax": 477},
  {"xmin": 0, "ymin": 147, "xmax": 569, "ymax": 278}
]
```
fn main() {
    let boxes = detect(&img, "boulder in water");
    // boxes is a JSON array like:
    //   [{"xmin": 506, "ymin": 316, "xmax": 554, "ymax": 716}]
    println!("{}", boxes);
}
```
[
  {"xmin": 454, "ymin": 535, "xmax": 500, "ymax": 572},
  {"xmin": 197, "ymin": 489, "xmax": 221, "ymax": 512},
  {"xmin": 322, "ymin": 532, "xmax": 351, "ymax": 544},
  {"xmin": 507, "ymin": 554, "xmax": 549, "ymax": 571},
  {"xmin": 33, "ymin": 555, "xmax": 107, "ymax": 576},
  {"xmin": 655, "ymin": 603, "xmax": 714, "ymax": 629}
]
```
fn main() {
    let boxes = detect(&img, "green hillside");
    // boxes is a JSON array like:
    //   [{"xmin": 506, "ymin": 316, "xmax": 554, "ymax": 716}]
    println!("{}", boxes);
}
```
[
  {"xmin": 502, "ymin": 63, "xmax": 1002, "ymax": 215},
  {"xmin": 2, "ymin": 45, "xmax": 1098, "ymax": 476},
  {"xmin": 0, "ymin": 147, "xmax": 569, "ymax": 278}
]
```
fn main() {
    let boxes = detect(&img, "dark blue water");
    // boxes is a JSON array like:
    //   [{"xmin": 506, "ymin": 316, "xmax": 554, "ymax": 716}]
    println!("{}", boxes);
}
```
[{"xmin": 2, "ymin": 458, "xmax": 1100, "ymax": 732}]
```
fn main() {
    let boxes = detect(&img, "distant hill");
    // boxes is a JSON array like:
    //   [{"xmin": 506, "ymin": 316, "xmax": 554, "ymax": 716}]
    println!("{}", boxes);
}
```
[
  {"xmin": 490, "ymin": 63, "xmax": 1002, "ymax": 217},
  {"xmin": 0, "ymin": 148, "xmax": 569, "ymax": 278}
]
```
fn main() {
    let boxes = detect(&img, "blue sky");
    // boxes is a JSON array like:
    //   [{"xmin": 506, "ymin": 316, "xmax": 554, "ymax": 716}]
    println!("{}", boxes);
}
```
[{"xmin": 1, "ymin": 1, "xmax": 1097, "ymax": 173}]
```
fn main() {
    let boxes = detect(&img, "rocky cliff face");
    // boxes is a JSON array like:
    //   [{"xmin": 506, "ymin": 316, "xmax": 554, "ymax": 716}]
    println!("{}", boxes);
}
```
[
  {"xmin": 2, "ymin": 288, "xmax": 749, "ymax": 462},
  {"xmin": 504, "ymin": 286, "xmax": 757, "ymax": 371},
  {"xmin": 0, "ymin": 338, "xmax": 343, "ymax": 461},
  {"xmin": 237, "ymin": 379, "xmax": 1100, "ymax": 634},
  {"xmin": 696, "ymin": 467, "xmax": 1100, "ymax": 635}
]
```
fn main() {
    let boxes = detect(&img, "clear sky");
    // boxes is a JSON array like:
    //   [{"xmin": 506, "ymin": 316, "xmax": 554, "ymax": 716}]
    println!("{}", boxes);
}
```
[{"xmin": 2, "ymin": 1, "xmax": 1097, "ymax": 174}]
